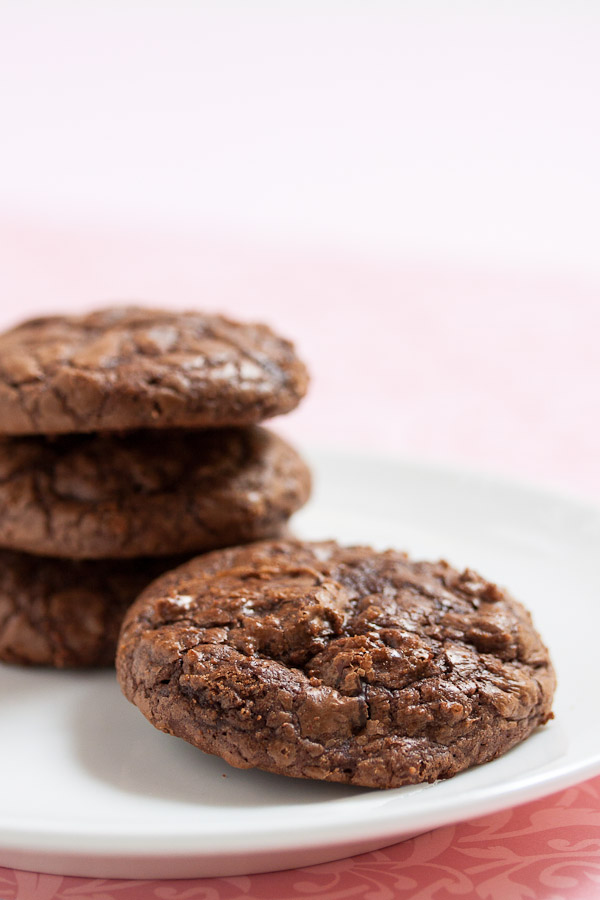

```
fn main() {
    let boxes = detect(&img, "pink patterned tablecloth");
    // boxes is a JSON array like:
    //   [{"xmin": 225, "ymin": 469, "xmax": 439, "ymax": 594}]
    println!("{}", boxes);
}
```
[{"xmin": 1, "ymin": 220, "xmax": 599, "ymax": 900}]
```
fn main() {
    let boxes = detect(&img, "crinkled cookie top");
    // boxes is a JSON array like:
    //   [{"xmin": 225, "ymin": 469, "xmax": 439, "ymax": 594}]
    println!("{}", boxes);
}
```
[{"xmin": 0, "ymin": 306, "xmax": 309, "ymax": 434}]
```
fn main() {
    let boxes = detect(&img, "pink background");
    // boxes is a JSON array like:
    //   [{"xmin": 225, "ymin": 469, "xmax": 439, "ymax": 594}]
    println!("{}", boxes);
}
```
[{"xmin": 0, "ymin": 219, "xmax": 599, "ymax": 899}]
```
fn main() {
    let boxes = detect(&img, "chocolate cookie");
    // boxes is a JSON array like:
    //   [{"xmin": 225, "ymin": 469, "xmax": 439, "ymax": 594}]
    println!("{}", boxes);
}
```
[
  {"xmin": 0, "ymin": 306, "xmax": 308, "ymax": 435},
  {"xmin": 0, "ymin": 427, "xmax": 310, "ymax": 559},
  {"xmin": 117, "ymin": 540, "xmax": 556, "ymax": 789},
  {"xmin": 0, "ymin": 550, "xmax": 184, "ymax": 668}
]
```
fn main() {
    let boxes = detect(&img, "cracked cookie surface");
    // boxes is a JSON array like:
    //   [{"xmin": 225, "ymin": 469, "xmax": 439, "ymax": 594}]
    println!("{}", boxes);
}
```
[
  {"xmin": 0, "ymin": 550, "xmax": 185, "ymax": 668},
  {"xmin": 0, "ymin": 427, "xmax": 310, "ymax": 558},
  {"xmin": 116, "ymin": 539, "xmax": 556, "ymax": 789},
  {"xmin": 0, "ymin": 306, "xmax": 309, "ymax": 435}
]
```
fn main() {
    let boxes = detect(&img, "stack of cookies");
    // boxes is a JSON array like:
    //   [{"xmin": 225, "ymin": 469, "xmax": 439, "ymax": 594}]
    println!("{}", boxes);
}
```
[{"xmin": 0, "ymin": 306, "xmax": 311, "ymax": 668}]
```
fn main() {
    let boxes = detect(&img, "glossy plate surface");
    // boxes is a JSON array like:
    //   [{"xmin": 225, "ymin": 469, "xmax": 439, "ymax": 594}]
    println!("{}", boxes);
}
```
[{"xmin": 1, "ymin": 451, "xmax": 598, "ymax": 879}]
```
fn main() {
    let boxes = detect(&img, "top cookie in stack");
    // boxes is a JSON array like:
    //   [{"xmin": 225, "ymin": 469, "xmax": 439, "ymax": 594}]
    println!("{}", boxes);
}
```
[
  {"xmin": 0, "ymin": 306, "xmax": 311, "ymax": 667},
  {"xmin": 0, "ymin": 306, "xmax": 308, "ymax": 435}
]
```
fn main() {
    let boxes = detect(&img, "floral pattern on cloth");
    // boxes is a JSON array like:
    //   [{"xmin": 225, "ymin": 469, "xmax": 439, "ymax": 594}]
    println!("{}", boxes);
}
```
[{"xmin": 2, "ymin": 774, "xmax": 600, "ymax": 900}]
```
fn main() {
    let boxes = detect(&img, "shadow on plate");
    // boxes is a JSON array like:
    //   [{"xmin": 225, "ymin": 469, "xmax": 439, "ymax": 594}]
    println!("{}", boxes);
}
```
[{"xmin": 70, "ymin": 672, "xmax": 368, "ymax": 808}]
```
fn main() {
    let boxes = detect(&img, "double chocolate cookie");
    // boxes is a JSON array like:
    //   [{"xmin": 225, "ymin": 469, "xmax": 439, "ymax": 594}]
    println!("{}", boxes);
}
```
[
  {"xmin": 0, "ymin": 306, "xmax": 309, "ymax": 435},
  {"xmin": 0, "ymin": 550, "xmax": 185, "ymax": 668},
  {"xmin": 0, "ymin": 427, "xmax": 310, "ymax": 559},
  {"xmin": 117, "ymin": 540, "xmax": 555, "ymax": 789}
]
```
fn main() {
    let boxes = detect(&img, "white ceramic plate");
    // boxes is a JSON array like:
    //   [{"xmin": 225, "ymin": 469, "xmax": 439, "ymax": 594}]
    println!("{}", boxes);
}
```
[{"xmin": 1, "ymin": 451, "xmax": 599, "ymax": 879}]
